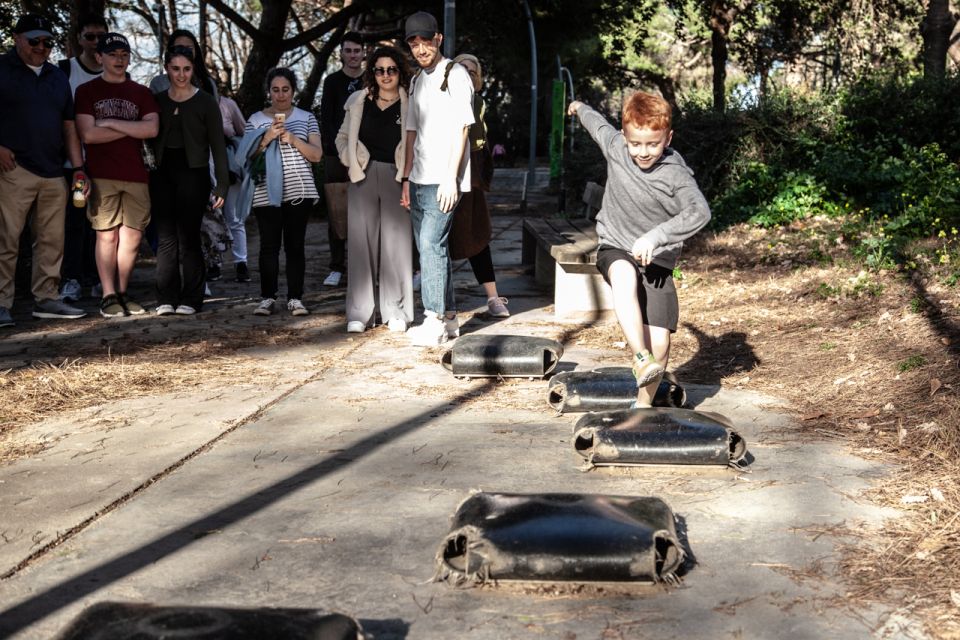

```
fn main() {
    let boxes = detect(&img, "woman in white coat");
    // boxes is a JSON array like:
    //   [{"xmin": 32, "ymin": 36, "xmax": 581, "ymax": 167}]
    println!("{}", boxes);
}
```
[{"xmin": 336, "ymin": 46, "xmax": 413, "ymax": 333}]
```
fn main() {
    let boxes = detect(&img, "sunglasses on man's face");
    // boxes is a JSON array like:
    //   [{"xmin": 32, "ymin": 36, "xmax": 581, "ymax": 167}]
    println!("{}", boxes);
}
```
[
  {"xmin": 374, "ymin": 66, "xmax": 398, "ymax": 77},
  {"xmin": 27, "ymin": 37, "xmax": 55, "ymax": 49},
  {"xmin": 81, "ymin": 33, "xmax": 103, "ymax": 42}
]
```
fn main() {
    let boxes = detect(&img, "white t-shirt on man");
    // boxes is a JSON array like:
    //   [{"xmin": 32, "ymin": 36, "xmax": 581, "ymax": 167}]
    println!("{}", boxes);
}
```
[{"xmin": 405, "ymin": 56, "xmax": 474, "ymax": 192}]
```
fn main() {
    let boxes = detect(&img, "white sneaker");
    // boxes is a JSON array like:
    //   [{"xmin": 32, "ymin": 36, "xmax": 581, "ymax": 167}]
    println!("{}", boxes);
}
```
[
  {"xmin": 254, "ymin": 298, "xmax": 276, "ymax": 316},
  {"xmin": 156, "ymin": 304, "xmax": 175, "ymax": 316},
  {"xmin": 59, "ymin": 279, "xmax": 82, "ymax": 303},
  {"xmin": 407, "ymin": 312, "xmax": 448, "ymax": 346},
  {"xmin": 288, "ymin": 298, "xmax": 309, "ymax": 316},
  {"xmin": 412, "ymin": 271, "xmax": 421, "ymax": 291},
  {"xmin": 487, "ymin": 296, "xmax": 510, "ymax": 318},
  {"xmin": 347, "ymin": 321, "xmax": 365, "ymax": 333},
  {"xmin": 175, "ymin": 305, "xmax": 196, "ymax": 315},
  {"xmin": 387, "ymin": 317, "xmax": 407, "ymax": 332},
  {"xmin": 444, "ymin": 314, "xmax": 460, "ymax": 339},
  {"xmin": 323, "ymin": 271, "xmax": 342, "ymax": 287}
]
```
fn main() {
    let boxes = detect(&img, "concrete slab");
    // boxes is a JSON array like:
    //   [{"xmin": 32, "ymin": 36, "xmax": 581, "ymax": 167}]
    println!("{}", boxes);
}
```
[{"xmin": 0, "ymin": 197, "xmax": 920, "ymax": 639}]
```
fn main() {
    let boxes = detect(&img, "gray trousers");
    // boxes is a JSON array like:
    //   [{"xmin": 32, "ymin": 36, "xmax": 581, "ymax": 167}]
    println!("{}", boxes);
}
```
[{"xmin": 346, "ymin": 160, "xmax": 414, "ymax": 326}]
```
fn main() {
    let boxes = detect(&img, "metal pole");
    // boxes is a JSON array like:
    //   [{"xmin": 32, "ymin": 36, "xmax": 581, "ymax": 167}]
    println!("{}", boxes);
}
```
[
  {"xmin": 560, "ymin": 66, "xmax": 575, "ymax": 152},
  {"xmin": 521, "ymin": 0, "xmax": 537, "ymax": 202},
  {"xmin": 443, "ymin": 0, "xmax": 456, "ymax": 58}
]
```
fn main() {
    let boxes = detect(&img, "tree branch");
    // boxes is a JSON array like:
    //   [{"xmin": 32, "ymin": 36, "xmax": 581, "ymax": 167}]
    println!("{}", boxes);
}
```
[
  {"xmin": 204, "ymin": 0, "xmax": 262, "ymax": 41},
  {"xmin": 283, "ymin": 0, "xmax": 369, "ymax": 50}
]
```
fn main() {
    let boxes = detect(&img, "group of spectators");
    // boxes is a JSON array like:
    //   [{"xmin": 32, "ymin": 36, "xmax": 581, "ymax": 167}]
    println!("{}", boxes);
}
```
[{"xmin": 0, "ymin": 10, "xmax": 507, "ymax": 346}]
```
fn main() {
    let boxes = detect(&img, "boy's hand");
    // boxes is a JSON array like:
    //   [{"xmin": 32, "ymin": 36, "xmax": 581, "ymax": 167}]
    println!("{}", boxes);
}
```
[
  {"xmin": 631, "ymin": 237, "xmax": 655, "ymax": 266},
  {"xmin": 567, "ymin": 101, "xmax": 583, "ymax": 116}
]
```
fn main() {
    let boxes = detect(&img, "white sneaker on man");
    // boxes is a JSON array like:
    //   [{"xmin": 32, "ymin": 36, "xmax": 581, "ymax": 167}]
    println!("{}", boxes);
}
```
[
  {"xmin": 387, "ymin": 317, "xmax": 407, "ymax": 332},
  {"xmin": 444, "ymin": 314, "xmax": 459, "ymax": 339},
  {"xmin": 407, "ymin": 311, "xmax": 449, "ymax": 346},
  {"xmin": 323, "ymin": 271, "xmax": 343, "ymax": 287}
]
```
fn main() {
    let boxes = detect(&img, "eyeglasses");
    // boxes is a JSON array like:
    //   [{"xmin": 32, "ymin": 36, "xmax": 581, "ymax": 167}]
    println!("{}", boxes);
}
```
[
  {"xmin": 374, "ymin": 66, "xmax": 398, "ymax": 77},
  {"xmin": 27, "ymin": 37, "xmax": 55, "ymax": 49},
  {"xmin": 81, "ymin": 33, "xmax": 103, "ymax": 42}
]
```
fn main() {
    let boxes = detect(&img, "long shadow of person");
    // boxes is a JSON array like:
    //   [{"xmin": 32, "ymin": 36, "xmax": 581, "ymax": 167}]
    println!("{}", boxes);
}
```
[{"xmin": 672, "ymin": 323, "xmax": 760, "ymax": 407}]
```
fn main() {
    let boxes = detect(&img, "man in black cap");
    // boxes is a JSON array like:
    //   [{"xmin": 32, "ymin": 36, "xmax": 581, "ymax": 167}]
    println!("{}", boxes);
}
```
[
  {"xmin": 318, "ymin": 31, "xmax": 365, "ymax": 288},
  {"xmin": 75, "ymin": 33, "xmax": 159, "ymax": 318},
  {"xmin": 0, "ymin": 13, "xmax": 89, "ymax": 327},
  {"xmin": 400, "ymin": 11, "xmax": 475, "ymax": 346}
]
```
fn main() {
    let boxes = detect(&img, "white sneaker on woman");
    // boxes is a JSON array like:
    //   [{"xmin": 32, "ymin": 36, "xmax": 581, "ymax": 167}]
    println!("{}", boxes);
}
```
[
  {"xmin": 387, "ymin": 317, "xmax": 407, "ymax": 332},
  {"xmin": 288, "ymin": 298, "xmax": 309, "ymax": 316},
  {"xmin": 254, "ymin": 298, "xmax": 276, "ymax": 316},
  {"xmin": 347, "ymin": 321, "xmax": 365, "ymax": 333},
  {"xmin": 487, "ymin": 296, "xmax": 510, "ymax": 317}
]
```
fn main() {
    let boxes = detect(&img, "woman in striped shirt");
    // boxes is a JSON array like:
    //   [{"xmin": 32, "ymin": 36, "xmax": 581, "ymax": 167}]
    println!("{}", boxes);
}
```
[{"xmin": 245, "ymin": 67, "xmax": 322, "ymax": 316}]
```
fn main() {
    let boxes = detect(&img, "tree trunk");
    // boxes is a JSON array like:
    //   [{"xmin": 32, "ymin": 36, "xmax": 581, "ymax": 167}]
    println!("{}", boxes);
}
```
[
  {"xmin": 921, "ymin": 0, "xmax": 957, "ymax": 78},
  {"xmin": 709, "ymin": 2, "xmax": 738, "ymax": 113},
  {"xmin": 235, "ymin": 0, "xmax": 294, "ymax": 114}
]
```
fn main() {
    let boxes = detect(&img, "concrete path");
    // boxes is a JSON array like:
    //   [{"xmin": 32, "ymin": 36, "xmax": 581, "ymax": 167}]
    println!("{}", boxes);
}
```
[{"xmin": 0, "ymin": 172, "xmax": 915, "ymax": 639}]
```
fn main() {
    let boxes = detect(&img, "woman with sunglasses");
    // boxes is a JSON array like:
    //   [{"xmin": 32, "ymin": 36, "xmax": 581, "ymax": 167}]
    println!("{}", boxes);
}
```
[
  {"xmin": 245, "ymin": 67, "xmax": 322, "ymax": 317},
  {"xmin": 149, "ymin": 46, "xmax": 228, "ymax": 315},
  {"xmin": 449, "ymin": 53, "xmax": 509, "ymax": 318},
  {"xmin": 335, "ymin": 46, "xmax": 413, "ymax": 333}
]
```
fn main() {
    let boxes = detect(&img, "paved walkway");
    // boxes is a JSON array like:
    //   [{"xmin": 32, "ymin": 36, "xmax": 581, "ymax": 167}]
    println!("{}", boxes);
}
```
[{"xmin": 0, "ymin": 170, "xmax": 916, "ymax": 639}]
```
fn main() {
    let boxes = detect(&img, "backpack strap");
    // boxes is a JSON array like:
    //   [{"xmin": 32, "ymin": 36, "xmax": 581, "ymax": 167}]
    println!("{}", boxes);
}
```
[{"xmin": 439, "ymin": 60, "xmax": 456, "ymax": 92}]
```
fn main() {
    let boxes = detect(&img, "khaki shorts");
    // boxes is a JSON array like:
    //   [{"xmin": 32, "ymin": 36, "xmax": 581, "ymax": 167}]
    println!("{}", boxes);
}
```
[{"xmin": 88, "ymin": 178, "xmax": 151, "ymax": 231}]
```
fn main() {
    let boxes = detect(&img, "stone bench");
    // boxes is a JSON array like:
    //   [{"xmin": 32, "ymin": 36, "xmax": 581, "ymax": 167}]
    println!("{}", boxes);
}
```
[{"xmin": 521, "ymin": 182, "xmax": 613, "ymax": 316}]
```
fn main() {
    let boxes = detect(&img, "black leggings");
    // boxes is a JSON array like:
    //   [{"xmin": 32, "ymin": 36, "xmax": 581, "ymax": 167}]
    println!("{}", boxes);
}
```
[
  {"xmin": 151, "ymin": 149, "xmax": 210, "ymax": 309},
  {"xmin": 468, "ymin": 244, "xmax": 496, "ymax": 286},
  {"xmin": 254, "ymin": 200, "xmax": 310, "ymax": 300}
]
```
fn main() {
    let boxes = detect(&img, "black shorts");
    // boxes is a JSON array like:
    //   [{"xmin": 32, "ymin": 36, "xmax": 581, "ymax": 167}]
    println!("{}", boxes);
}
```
[
  {"xmin": 323, "ymin": 155, "xmax": 348, "ymax": 183},
  {"xmin": 595, "ymin": 245, "xmax": 679, "ymax": 332}
]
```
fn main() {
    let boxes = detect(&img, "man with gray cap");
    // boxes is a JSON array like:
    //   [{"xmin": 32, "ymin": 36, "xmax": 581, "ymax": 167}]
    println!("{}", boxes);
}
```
[
  {"xmin": 400, "ymin": 11, "xmax": 474, "ymax": 346},
  {"xmin": 0, "ymin": 13, "xmax": 88, "ymax": 327}
]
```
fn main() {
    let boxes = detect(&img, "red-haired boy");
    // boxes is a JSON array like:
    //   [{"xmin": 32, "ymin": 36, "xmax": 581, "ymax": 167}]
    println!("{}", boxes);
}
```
[{"xmin": 568, "ymin": 93, "xmax": 711, "ymax": 407}]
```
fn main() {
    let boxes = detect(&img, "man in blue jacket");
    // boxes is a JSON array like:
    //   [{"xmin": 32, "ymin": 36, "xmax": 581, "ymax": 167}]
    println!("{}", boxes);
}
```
[{"xmin": 0, "ymin": 14, "xmax": 89, "ymax": 327}]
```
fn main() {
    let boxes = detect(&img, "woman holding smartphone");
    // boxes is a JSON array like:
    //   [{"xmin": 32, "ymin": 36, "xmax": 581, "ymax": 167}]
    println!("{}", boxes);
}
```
[
  {"xmin": 335, "ymin": 46, "xmax": 412, "ymax": 333},
  {"xmin": 245, "ymin": 67, "xmax": 322, "ymax": 316},
  {"xmin": 150, "ymin": 45, "xmax": 228, "ymax": 315}
]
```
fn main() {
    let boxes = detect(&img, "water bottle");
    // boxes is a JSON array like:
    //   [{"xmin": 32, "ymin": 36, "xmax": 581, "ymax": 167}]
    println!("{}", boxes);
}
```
[{"xmin": 72, "ymin": 178, "xmax": 86, "ymax": 208}]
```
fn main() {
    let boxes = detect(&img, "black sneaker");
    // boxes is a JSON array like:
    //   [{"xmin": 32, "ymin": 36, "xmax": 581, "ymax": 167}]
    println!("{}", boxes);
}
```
[
  {"xmin": 207, "ymin": 265, "xmax": 221, "ymax": 282},
  {"xmin": 235, "ymin": 261, "xmax": 251, "ymax": 283},
  {"xmin": 100, "ymin": 294, "xmax": 126, "ymax": 318}
]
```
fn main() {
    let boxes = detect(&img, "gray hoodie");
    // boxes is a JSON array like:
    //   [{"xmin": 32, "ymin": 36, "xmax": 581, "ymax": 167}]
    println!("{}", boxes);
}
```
[{"xmin": 577, "ymin": 104, "xmax": 710, "ymax": 269}]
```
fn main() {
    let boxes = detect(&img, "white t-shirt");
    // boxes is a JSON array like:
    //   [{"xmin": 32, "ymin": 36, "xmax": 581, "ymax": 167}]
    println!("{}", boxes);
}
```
[
  {"xmin": 63, "ymin": 57, "xmax": 102, "ymax": 168},
  {"xmin": 405, "ymin": 57, "xmax": 474, "ymax": 192}
]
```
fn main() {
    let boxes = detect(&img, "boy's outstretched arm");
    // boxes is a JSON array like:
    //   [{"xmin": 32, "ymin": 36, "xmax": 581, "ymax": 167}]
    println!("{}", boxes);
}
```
[{"xmin": 567, "ymin": 100, "xmax": 617, "ymax": 157}]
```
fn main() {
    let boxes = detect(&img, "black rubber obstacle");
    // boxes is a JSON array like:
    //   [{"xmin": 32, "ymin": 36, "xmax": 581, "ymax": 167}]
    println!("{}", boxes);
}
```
[
  {"xmin": 434, "ymin": 492, "xmax": 684, "ymax": 585},
  {"xmin": 547, "ymin": 367, "xmax": 686, "ymax": 413},
  {"xmin": 441, "ymin": 334, "xmax": 564, "ymax": 378},
  {"xmin": 56, "ymin": 602, "xmax": 363, "ymax": 639},
  {"xmin": 572, "ymin": 408, "xmax": 747, "ymax": 469}
]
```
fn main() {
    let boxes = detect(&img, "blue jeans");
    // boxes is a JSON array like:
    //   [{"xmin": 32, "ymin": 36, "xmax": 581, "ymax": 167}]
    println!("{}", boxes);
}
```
[{"xmin": 409, "ymin": 182, "xmax": 455, "ymax": 316}]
